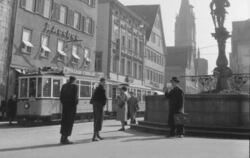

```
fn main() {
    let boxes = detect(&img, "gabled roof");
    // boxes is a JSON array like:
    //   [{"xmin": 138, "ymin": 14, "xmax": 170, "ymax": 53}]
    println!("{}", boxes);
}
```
[
  {"xmin": 127, "ymin": 5, "xmax": 159, "ymax": 41},
  {"xmin": 166, "ymin": 46, "xmax": 193, "ymax": 68}
]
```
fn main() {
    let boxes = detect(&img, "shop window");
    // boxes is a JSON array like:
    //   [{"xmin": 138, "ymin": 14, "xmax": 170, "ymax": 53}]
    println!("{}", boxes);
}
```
[
  {"xmin": 137, "ymin": 90, "xmax": 141, "ymax": 101},
  {"xmin": 29, "ymin": 78, "xmax": 36, "ymax": 97},
  {"xmin": 43, "ymin": 78, "xmax": 51, "ymax": 97},
  {"xmin": 20, "ymin": 78, "xmax": 28, "ymax": 98},
  {"xmin": 80, "ymin": 81, "xmax": 91, "ymax": 97},
  {"xmin": 53, "ymin": 79, "xmax": 61, "ymax": 97}
]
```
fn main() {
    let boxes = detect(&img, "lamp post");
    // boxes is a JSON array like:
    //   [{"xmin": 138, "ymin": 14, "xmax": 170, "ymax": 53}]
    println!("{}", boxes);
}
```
[{"xmin": 210, "ymin": 0, "xmax": 232, "ymax": 92}]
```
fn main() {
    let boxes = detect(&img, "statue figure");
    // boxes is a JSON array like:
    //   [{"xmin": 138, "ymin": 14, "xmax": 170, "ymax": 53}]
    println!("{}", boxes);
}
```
[{"xmin": 210, "ymin": 0, "xmax": 230, "ymax": 28}]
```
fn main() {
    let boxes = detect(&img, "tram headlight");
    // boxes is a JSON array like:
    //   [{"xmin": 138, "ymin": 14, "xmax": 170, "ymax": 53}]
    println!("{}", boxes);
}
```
[{"xmin": 24, "ymin": 103, "xmax": 30, "ymax": 109}]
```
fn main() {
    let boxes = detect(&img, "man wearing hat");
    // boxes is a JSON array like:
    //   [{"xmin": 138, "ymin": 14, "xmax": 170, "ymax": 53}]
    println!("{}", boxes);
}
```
[
  {"xmin": 90, "ymin": 77, "xmax": 107, "ymax": 141},
  {"xmin": 60, "ymin": 76, "xmax": 78, "ymax": 144},
  {"xmin": 165, "ymin": 77, "xmax": 185, "ymax": 138}
]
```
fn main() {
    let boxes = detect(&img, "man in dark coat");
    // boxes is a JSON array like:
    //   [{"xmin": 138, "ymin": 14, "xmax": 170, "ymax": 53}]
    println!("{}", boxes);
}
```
[
  {"xmin": 60, "ymin": 76, "xmax": 78, "ymax": 144},
  {"xmin": 127, "ymin": 91, "xmax": 139, "ymax": 124},
  {"xmin": 90, "ymin": 78, "xmax": 107, "ymax": 141},
  {"xmin": 7, "ymin": 94, "xmax": 17, "ymax": 124},
  {"xmin": 165, "ymin": 77, "xmax": 185, "ymax": 138}
]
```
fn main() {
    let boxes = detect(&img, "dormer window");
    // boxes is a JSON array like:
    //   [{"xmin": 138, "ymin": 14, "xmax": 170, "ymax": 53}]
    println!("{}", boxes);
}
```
[
  {"xmin": 57, "ymin": 40, "xmax": 67, "ymax": 61},
  {"xmin": 40, "ymin": 35, "xmax": 51, "ymax": 58},
  {"xmin": 21, "ymin": 28, "xmax": 33, "ymax": 54}
]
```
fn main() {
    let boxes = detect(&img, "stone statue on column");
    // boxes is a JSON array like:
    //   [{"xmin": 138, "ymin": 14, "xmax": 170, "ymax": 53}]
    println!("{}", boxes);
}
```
[{"xmin": 210, "ymin": 0, "xmax": 230, "ymax": 28}]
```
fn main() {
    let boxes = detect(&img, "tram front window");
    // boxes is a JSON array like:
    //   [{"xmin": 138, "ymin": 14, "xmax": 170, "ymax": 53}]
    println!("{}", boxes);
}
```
[
  {"xmin": 80, "ymin": 81, "xmax": 91, "ymax": 97},
  {"xmin": 53, "ymin": 79, "xmax": 61, "ymax": 97},
  {"xmin": 43, "ymin": 78, "xmax": 51, "ymax": 97},
  {"xmin": 20, "ymin": 78, "xmax": 28, "ymax": 98},
  {"xmin": 37, "ymin": 78, "xmax": 42, "ymax": 97},
  {"xmin": 29, "ymin": 78, "xmax": 36, "ymax": 97}
]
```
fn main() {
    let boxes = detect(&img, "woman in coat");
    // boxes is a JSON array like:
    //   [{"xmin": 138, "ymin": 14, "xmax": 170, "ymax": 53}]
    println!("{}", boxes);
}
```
[{"xmin": 116, "ymin": 86, "xmax": 130, "ymax": 131}]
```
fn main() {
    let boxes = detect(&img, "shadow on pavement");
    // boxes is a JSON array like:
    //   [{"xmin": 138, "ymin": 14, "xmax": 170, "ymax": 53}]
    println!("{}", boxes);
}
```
[{"xmin": 0, "ymin": 139, "xmax": 91, "ymax": 152}]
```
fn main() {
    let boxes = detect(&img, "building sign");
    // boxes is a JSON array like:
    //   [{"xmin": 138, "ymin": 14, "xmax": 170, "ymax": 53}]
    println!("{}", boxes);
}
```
[
  {"xmin": 43, "ymin": 22, "xmax": 80, "ymax": 41},
  {"xmin": 63, "ymin": 67, "xmax": 104, "ymax": 78}
]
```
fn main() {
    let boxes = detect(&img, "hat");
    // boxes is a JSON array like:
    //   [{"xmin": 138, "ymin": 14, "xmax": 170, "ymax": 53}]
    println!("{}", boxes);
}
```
[
  {"xmin": 170, "ymin": 77, "xmax": 180, "ymax": 83},
  {"xmin": 69, "ymin": 76, "xmax": 76, "ymax": 82},
  {"xmin": 100, "ymin": 77, "xmax": 105, "ymax": 82}
]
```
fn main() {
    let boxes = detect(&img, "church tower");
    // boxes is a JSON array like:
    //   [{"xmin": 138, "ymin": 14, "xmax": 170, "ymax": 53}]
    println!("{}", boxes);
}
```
[{"xmin": 175, "ymin": 0, "xmax": 196, "ymax": 49}]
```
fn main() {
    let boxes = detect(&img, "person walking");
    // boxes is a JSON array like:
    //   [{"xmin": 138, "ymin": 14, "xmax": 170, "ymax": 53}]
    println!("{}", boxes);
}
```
[
  {"xmin": 7, "ymin": 95, "xmax": 17, "ymax": 124},
  {"xmin": 116, "ymin": 86, "xmax": 130, "ymax": 131},
  {"xmin": 165, "ymin": 77, "xmax": 185, "ymax": 138},
  {"xmin": 127, "ymin": 91, "xmax": 139, "ymax": 124},
  {"xmin": 90, "ymin": 78, "xmax": 107, "ymax": 141},
  {"xmin": 60, "ymin": 76, "xmax": 78, "ymax": 144}
]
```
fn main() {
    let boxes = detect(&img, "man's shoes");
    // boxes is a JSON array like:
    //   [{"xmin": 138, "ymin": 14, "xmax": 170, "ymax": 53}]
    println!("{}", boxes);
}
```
[
  {"xmin": 177, "ymin": 135, "xmax": 184, "ymax": 138},
  {"xmin": 97, "ymin": 134, "xmax": 104, "ymax": 140},
  {"xmin": 92, "ymin": 137, "xmax": 99, "ymax": 142},
  {"xmin": 60, "ymin": 139, "xmax": 74, "ymax": 145},
  {"xmin": 118, "ymin": 128, "xmax": 125, "ymax": 131}
]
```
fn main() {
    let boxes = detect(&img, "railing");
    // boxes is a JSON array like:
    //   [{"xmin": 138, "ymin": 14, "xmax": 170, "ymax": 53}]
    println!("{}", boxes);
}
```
[{"xmin": 184, "ymin": 73, "xmax": 250, "ymax": 94}]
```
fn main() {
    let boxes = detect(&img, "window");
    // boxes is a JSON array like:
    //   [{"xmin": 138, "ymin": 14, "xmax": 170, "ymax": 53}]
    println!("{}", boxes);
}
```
[
  {"xmin": 158, "ymin": 36, "xmax": 161, "ymax": 47},
  {"xmin": 43, "ymin": 0, "xmax": 51, "ymax": 18},
  {"xmin": 113, "ymin": 24, "xmax": 119, "ymax": 40},
  {"xmin": 80, "ymin": 81, "xmax": 91, "ymax": 97},
  {"xmin": 73, "ymin": 12, "xmax": 80, "ymax": 29},
  {"xmin": 59, "ymin": 6, "xmax": 67, "ymax": 24},
  {"xmin": 133, "ymin": 63, "xmax": 137, "ymax": 78},
  {"xmin": 138, "ymin": 65, "xmax": 142, "ymax": 79},
  {"xmin": 37, "ymin": 78, "xmax": 42, "ymax": 97},
  {"xmin": 127, "ymin": 60, "xmax": 131, "ymax": 76},
  {"xmin": 147, "ymin": 69, "xmax": 150, "ymax": 80},
  {"xmin": 43, "ymin": 78, "xmax": 51, "ymax": 97},
  {"xmin": 21, "ymin": 0, "xmax": 34, "ymax": 11},
  {"xmin": 40, "ymin": 35, "xmax": 50, "ymax": 58},
  {"xmin": 120, "ymin": 58, "xmax": 125, "ymax": 75},
  {"xmin": 151, "ymin": 32, "xmax": 156, "ymax": 43},
  {"xmin": 57, "ymin": 40, "xmax": 67, "ymax": 61},
  {"xmin": 112, "ymin": 55, "xmax": 117, "ymax": 73},
  {"xmin": 67, "ymin": 9, "xmax": 74, "ymax": 26},
  {"xmin": 95, "ymin": 52, "xmax": 102, "ymax": 72},
  {"xmin": 22, "ymin": 28, "xmax": 33, "ymax": 53},
  {"xmin": 134, "ymin": 38, "xmax": 138, "ymax": 56},
  {"xmin": 20, "ymin": 78, "xmax": 28, "ymax": 98},
  {"xmin": 128, "ymin": 33, "xmax": 132, "ymax": 50},
  {"xmin": 137, "ymin": 90, "xmax": 141, "ymax": 101},
  {"xmin": 139, "ymin": 41, "xmax": 144, "ymax": 57},
  {"xmin": 72, "ymin": 45, "xmax": 80, "ymax": 63},
  {"xmin": 53, "ymin": 79, "xmax": 61, "ymax": 97},
  {"xmin": 35, "ymin": 0, "xmax": 44, "ymax": 14},
  {"xmin": 29, "ymin": 78, "xmax": 36, "ymax": 97},
  {"xmin": 121, "ymin": 35, "xmax": 126, "ymax": 48}
]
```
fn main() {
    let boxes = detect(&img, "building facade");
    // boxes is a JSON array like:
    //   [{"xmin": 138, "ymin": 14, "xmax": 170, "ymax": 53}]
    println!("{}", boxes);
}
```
[
  {"xmin": 8, "ymin": 0, "xmax": 98, "ymax": 97},
  {"xmin": 96, "ymin": 0, "xmax": 147, "ymax": 87},
  {"xmin": 165, "ymin": 0, "xmax": 197, "ymax": 94},
  {"xmin": 230, "ymin": 19, "xmax": 250, "ymax": 93},
  {"xmin": 0, "ymin": 0, "xmax": 15, "ymax": 101},
  {"xmin": 194, "ymin": 49, "xmax": 208, "ymax": 76},
  {"xmin": 128, "ymin": 5, "xmax": 166, "ymax": 92}
]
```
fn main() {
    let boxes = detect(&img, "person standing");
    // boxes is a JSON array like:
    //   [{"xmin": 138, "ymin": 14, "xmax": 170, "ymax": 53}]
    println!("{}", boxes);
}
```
[
  {"xmin": 116, "ymin": 86, "xmax": 130, "ymax": 131},
  {"xmin": 165, "ymin": 77, "xmax": 185, "ymax": 138},
  {"xmin": 60, "ymin": 76, "xmax": 78, "ymax": 144},
  {"xmin": 127, "ymin": 91, "xmax": 139, "ymax": 124},
  {"xmin": 90, "ymin": 78, "xmax": 107, "ymax": 141},
  {"xmin": 7, "ymin": 95, "xmax": 17, "ymax": 124}
]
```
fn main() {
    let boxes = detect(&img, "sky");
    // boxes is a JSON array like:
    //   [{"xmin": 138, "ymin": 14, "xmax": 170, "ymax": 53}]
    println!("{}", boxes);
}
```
[{"xmin": 119, "ymin": 0, "xmax": 250, "ymax": 74}]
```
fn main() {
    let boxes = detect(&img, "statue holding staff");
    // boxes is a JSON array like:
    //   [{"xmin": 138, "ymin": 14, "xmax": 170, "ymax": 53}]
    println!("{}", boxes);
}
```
[{"xmin": 210, "ymin": 0, "xmax": 230, "ymax": 28}]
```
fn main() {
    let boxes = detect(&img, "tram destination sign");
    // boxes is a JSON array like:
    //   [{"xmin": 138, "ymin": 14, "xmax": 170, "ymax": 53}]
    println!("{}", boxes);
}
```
[{"xmin": 63, "ymin": 67, "xmax": 104, "ymax": 78}]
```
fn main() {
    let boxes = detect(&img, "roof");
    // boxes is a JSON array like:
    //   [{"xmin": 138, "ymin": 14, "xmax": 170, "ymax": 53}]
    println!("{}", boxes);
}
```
[
  {"xmin": 166, "ymin": 46, "xmax": 193, "ymax": 68},
  {"xmin": 127, "ymin": 5, "xmax": 159, "ymax": 40}
]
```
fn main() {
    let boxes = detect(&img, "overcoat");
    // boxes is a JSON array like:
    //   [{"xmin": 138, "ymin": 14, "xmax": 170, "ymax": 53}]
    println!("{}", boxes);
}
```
[
  {"xmin": 60, "ymin": 82, "xmax": 78, "ymax": 136},
  {"xmin": 165, "ymin": 86, "xmax": 184, "ymax": 126},
  {"xmin": 116, "ymin": 92, "xmax": 130, "ymax": 122},
  {"xmin": 90, "ymin": 84, "xmax": 107, "ymax": 132}
]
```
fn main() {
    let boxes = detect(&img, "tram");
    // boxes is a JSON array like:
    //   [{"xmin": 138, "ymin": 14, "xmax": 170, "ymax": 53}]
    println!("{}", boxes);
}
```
[{"xmin": 16, "ymin": 67, "xmax": 158, "ymax": 122}]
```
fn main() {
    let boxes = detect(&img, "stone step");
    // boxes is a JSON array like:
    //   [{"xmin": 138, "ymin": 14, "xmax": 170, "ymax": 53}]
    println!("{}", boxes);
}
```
[
  {"xmin": 131, "ymin": 122, "xmax": 250, "ymax": 139},
  {"xmin": 138, "ymin": 121, "xmax": 250, "ymax": 133}
]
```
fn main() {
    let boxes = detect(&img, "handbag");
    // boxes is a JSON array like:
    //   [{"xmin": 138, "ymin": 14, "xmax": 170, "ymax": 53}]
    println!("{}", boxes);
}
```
[{"xmin": 174, "ymin": 113, "xmax": 189, "ymax": 125}]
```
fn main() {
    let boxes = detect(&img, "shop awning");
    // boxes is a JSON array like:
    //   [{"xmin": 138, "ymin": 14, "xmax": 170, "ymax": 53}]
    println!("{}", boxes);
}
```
[
  {"xmin": 42, "ymin": 45, "xmax": 51, "ymax": 52},
  {"xmin": 72, "ymin": 52, "xmax": 80, "ymax": 60},
  {"xmin": 23, "ymin": 40, "xmax": 34, "ymax": 47}
]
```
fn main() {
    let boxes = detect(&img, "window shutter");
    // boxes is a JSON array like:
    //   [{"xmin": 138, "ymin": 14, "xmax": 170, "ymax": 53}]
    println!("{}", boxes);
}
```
[
  {"xmin": 91, "ymin": 19, "xmax": 95, "ymax": 35},
  {"xmin": 78, "ymin": 14, "xmax": 82, "ymax": 30},
  {"xmin": 82, "ymin": 16, "xmax": 86, "ymax": 32},
  {"xmin": 88, "ymin": 18, "xmax": 92, "ymax": 34},
  {"xmin": 35, "ymin": 0, "xmax": 44, "ymax": 14},
  {"xmin": 20, "ymin": 0, "xmax": 26, "ymax": 8},
  {"xmin": 52, "ymin": 3, "xmax": 60, "ymax": 21}
]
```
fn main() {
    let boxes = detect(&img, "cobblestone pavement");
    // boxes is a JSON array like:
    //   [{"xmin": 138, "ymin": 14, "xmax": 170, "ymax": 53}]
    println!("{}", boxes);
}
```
[{"xmin": 0, "ymin": 120, "xmax": 249, "ymax": 158}]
